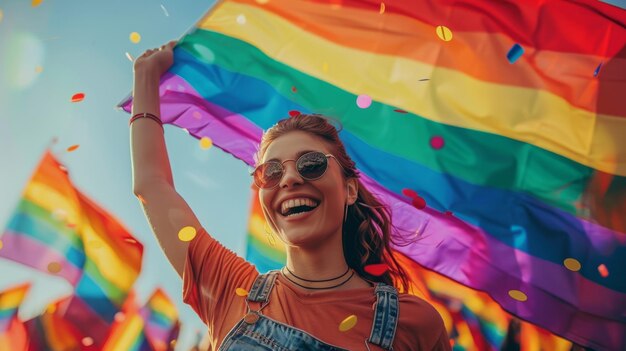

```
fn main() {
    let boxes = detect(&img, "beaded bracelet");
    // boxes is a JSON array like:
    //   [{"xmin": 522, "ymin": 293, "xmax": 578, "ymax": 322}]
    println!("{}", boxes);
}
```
[{"xmin": 129, "ymin": 112, "xmax": 164, "ymax": 133}]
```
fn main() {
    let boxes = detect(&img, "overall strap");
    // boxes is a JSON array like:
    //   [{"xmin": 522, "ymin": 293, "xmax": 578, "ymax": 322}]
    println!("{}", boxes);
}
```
[
  {"xmin": 246, "ymin": 270, "xmax": 280, "ymax": 303},
  {"xmin": 368, "ymin": 283, "xmax": 400, "ymax": 351}
]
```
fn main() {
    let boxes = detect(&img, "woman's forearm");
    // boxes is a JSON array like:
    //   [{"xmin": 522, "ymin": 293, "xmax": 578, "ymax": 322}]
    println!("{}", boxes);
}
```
[{"xmin": 130, "ymin": 68, "xmax": 175, "ymax": 191}]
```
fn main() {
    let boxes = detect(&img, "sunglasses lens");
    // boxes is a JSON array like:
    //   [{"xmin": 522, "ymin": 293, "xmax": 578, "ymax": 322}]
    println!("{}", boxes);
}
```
[
  {"xmin": 297, "ymin": 152, "xmax": 328, "ymax": 179},
  {"xmin": 255, "ymin": 162, "xmax": 282, "ymax": 188}
]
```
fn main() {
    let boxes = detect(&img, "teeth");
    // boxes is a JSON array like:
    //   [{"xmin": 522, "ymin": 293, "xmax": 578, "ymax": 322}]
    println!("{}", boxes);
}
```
[{"xmin": 280, "ymin": 198, "xmax": 319, "ymax": 215}]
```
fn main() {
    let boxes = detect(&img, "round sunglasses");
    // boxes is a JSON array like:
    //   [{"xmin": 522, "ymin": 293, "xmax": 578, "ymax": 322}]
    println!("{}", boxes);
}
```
[{"xmin": 251, "ymin": 151, "xmax": 341, "ymax": 189}]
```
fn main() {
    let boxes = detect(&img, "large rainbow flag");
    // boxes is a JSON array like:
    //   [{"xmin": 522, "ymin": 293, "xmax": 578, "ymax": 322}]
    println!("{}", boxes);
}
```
[
  {"xmin": 0, "ymin": 283, "xmax": 30, "ymax": 350},
  {"xmin": 0, "ymin": 150, "xmax": 144, "ymax": 346},
  {"xmin": 119, "ymin": 1, "xmax": 626, "ymax": 349}
]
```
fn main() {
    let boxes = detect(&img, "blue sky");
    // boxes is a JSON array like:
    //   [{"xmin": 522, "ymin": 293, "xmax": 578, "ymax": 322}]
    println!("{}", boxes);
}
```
[{"xmin": 0, "ymin": 1, "xmax": 255, "ymax": 349}]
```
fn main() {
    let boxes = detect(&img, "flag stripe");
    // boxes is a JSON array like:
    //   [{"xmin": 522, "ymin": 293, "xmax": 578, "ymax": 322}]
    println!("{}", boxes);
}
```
[{"xmin": 227, "ymin": 0, "xmax": 624, "ymax": 117}]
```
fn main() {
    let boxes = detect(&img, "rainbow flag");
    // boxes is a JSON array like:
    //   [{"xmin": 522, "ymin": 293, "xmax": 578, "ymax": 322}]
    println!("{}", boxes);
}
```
[
  {"xmin": 0, "ymin": 283, "xmax": 30, "ymax": 350},
  {"xmin": 23, "ymin": 297, "xmax": 81, "ymax": 351},
  {"xmin": 140, "ymin": 288, "xmax": 180, "ymax": 351},
  {"xmin": 0, "ymin": 150, "xmax": 144, "ymax": 346},
  {"xmin": 119, "ymin": 1, "xmax": 626, "ymax": 349},
  {"xmin": 103, "ymin": 291, "xmax": 153, "ymax": 351}
]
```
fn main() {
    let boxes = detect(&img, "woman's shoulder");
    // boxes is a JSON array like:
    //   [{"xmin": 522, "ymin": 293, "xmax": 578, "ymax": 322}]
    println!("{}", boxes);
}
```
[{"xmin": 397, "ymin": 293, "xmax": 447, "ymax": 335}]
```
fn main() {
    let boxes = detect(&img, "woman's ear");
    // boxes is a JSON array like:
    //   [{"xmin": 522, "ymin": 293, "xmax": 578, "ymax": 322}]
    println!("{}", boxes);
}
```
[{"xmin": 346, "ymin": 178, "xmax": 358, "ymax": 206}]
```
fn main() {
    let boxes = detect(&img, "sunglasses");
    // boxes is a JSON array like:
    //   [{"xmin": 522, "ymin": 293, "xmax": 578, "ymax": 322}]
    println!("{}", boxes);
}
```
[{"xmin": 251, "ymin": 151, "xmax": 340, "ymax": 189}]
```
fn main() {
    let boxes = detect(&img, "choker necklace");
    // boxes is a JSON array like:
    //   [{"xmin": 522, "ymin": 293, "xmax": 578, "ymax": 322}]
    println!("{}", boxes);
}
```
[
  {"xmin": 281, "ymin": 267, "xmax": 355, "ymax": 290},
  {"xmin": 285, "ymin": 265, "xmax": 350, "ymax": 282}
]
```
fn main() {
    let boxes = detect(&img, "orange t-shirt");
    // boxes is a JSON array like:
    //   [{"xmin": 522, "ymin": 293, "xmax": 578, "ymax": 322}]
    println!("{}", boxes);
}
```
[{"xmin": 183, "ymin": 229, "xmax": 451, "ymax": 351}]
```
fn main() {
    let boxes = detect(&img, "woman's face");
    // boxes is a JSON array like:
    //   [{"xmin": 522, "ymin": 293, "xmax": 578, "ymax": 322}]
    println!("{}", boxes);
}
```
[{"xmin": 259, "ymin": 131, "xmax": 354, "ymax": 249}]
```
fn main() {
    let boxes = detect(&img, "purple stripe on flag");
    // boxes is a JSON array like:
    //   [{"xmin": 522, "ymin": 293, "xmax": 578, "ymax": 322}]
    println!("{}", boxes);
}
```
[{"xmin": 0, "ymin": 230, "xmax": 82, "ymax": 284}]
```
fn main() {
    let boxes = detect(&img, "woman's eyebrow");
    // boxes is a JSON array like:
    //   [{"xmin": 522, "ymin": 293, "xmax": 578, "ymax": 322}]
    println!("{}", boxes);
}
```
[{"xmin": 266, "ymin": 150, "xmax": 316, "ymax": 163}]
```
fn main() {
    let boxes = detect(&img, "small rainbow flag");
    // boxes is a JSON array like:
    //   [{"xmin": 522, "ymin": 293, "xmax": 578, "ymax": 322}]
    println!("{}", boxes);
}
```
[
  {"xmin": 103, "ymin": 291, "xmax": 153, "ymax": 351},
  {"xmin": 0, "ymin": 283, "xmax": 30, "ymax": 350},
  {"xmin": 140, "ymin": 288, "xmax": 180, "ymax": 351},
  {"xmin": 23, "ymin": 297, "xmax": 81, "ymax": 351},
  {"xmin": 119, "ymin": 1, "xmax": 626, "ymax": 349},
  {"xmin": 0, "ymin": 150, "xmax": 144, "ymax": 346}
]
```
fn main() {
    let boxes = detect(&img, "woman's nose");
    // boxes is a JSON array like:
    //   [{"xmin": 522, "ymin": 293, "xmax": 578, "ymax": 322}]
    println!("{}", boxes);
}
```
[{"xmin": 279, "ymin": 161, "xmax": 303, "ymax": 187}]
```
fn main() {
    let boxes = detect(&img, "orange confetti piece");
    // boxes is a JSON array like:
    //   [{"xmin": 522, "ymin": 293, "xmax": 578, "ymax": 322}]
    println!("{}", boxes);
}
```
[
  {"xmin": 32, "ymin": 0, "xmax": 43, "ymax": 7},
  {"xmin": 563, "ymin": 258, "xmax": 581, "ymax": 272},
  {"xmin": 46, "ymin": 304, "xmax": 56, "ymax": 314},
  {"xmin": 379, "ymin": 3, "xmax": 385, "ymax": 14},
  {"xmin": 339, "ymin": 315, "xmax": 358, "ymax": 331},
  {"xmin": 598, "ymin": 264, "xmax": 609, "ymax": 277},
  {"xmin": 178, "ymin": 226, "xmax": 197, "ymax": 242},
  {"xmin": 71, "ymin": 93, "xmax": 85, "ymax": 102},
  {"xmin": 67, "ymin": 144, "xmax": 80, "ymax": 152},
  {"xmin": 508, "ymin": 289, "xmax": 527, "ymax": 302},
  {"xmin": 235, "ymin": 288, "xmax": 249, "ymax": 297},
  {"xmin": 364, "ymin": 263, "xmax": 389, "ymax": 276},
  {"xmin": 47, "ymin": 262, "xmax": 62, "ymax": 274}
]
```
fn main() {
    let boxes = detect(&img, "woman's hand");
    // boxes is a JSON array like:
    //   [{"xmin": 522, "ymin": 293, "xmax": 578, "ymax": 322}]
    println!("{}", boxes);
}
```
[{"xmin": 133, "ymin": 40, "xmax": 177, "ymax": 78}]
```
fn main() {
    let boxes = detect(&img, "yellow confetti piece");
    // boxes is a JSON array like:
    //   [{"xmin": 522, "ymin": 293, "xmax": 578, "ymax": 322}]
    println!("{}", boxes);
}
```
[
  {"xmin": 125, "ymin": 52, "xmax": 134, "ymax": 62},
  {"xmin": 34, "ymin": 65, "xmax": 43, "ymax": 73},
  {"xmin": 129, "ymin": 32, "xmax": 141, "ymax": 44},
  {"xmin": 46, "ymin": 303, "xmax": 56, "ymax": 314},
  {"xmin": 67, "ymin": 144, "xmax": 80, "ymax": 152},
  {"xmin": 379, "ymin": 3, "xmax": 385, "ymax": 14},
  {"xmin": 200, "ymin": 137, "xmax": 213, "ymax": 150},
  {"xmin": 339, "ymin": 315, "xmax": 357, "ymax": 331},
  {"xmin": 235, "ymin": 288, "xmax": 249, "ymax": 297},
  {"xmin": 0, "ymin": 240, "xmax": 3, "ymax": 251},
  {"xmin": 82, "ymin": 337, "xmax": 93, "ymax": 347},
  {"xmin": 563, "ymin": 258, "xmax": 581, "ymax": 272},
  {"xmin": 436, "ymin": 25, "xmax": 453, "ymax": 42},
  {"xmin": 178, "ymin": 226, "xmax": 197, "ymax": 242},
  {"xmin": 236, "ymin": 14, "xmax": 246, "ymax": 25},
  {"xmin": 508, "ymin": 289, "xmax": 527, "ymax": 302},
  {"xmin": 32, "ymin": 0, "xmax": 43, "ymax": 7},
  {"xmin": 47, "ymin": 262, "xmax": 62, "ymax": 274}
]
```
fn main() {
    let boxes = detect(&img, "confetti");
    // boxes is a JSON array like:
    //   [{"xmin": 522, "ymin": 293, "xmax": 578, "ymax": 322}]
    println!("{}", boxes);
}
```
[
  {"xmin": 435, "ymin": 25, "xmax": 453, "ymax": 42},
  {"xmin": 508, "ymin": 289, "xmax": 527, "ymax": 302},
  {"xmin": 46, "ymin": 304, "xmax": 56, "ymax": 314},
  {"xmin": 124, "ymin": 238, "xmax": 138, "ymax": 244},
  {"xmin": 52, "ymin": 208, "xmax": 67, "ymax": 221},
  {"xmin": 430, "ymin": 136, "xmax": 444, "ymax": 150},
  {"xmin": 125, "ymin": 52, "xmax": 134, "ymax": 62},
  {"xmin": 444, "ymin": 211, "xmax": 454, "ymax": 216},
  {"xmin": 67, "ymin": 144, "xmax": 80, "ymax": 152},
  {"xmin": 506, "ymin": 43, "xmax": 524, "ymax": 64},
  {"xmin": 401, "ymin": 188, "xmax": 418, "ymax": 199},
  {"xmin": 82, "ymin": 337, "xmax": 94, "ymax": 347},
  {"xmin": 71, "ymin": 93, "xmax": 85, "ymax": 102},
  {"xmin": 59, "ymin": 165, "xmax": 68, "ymax": 173},
  {"xmin": 178, "ymin": 226, "xmax": 197, "ymax": 242},
  {"xmin": 47, "ymin": 262, "xmax": 62, "ymax": 274},
  {"xmin": 291, "ymin": 86, "xmax": 297, "ymax": 93},
  {"xmin": 339, "ymin": 315, "xmax": 358, "ymax": 331},
  {"xmin": 598, "ymin": 264, "xmax": 609, "ymax": 277},
  {"xmin": 411, "ymin": 195, "xmax": 426, "ymax": 209},
  {"xmin": 129, "ymin": 32, "xmax": 141, "ymax": 44},
  {"xmin": 393, "ymin": 109, "xmax": 407, "ymax": 114},
  {"xmin": 235, "ymin": 288, "xmax": 249, "ymax": 297},
  {"xmin": 288, "ymin": 110, "xmax": 301, "ymax": 117},
  {"xmin": 192, "ymin": 111, "xmax": 202, "ymax": 119},
  {"xmin": 364, "ymin": 263, "xmax": 389, "ymax": 276},
  {"xmin": 0, "ymin": 240, "xmax": 3, "ymax": 251},
  {"xmin": 32, "ymin": 0, "xmax": 43, "ymax": 7},
  {"xmin": 356, "ymin": 94, "xmax": 372, "ymax": 109},
  {"xmin": 418, "ymin": 78, "xmax": 430, "ymax": 82},
  {"xmin": 0, "ymin": 9, "xmax": 3, "ymax": 23},
  {"xmin": 563, "ymin": 258, "xmax": 581, "ymax": 272},
  {"xmin": 170, "ymin": 340, "xmax": 177, "ymax": 348},
  {"xmin": 236, "ymin": 14, "xmax": 246, "ymax": 25},
  {"xmin": 379, "ymin": 3, "xmax": 385, "ymax": 14},
  {"xmin": 35, "ymin": 66, "xmax": 43, "ymax": 73},
  {"xmin": 114, "ymin": 312, "xmax": 126, "ymax": 322},
  {"xmin": 160, "ymin": 4, "xmax": 169, "ymax": 17},
  {"xmin": 593, "ymin": 62, "xmax": 602, "ymax": 77},
  {"xmin": 200, "ymin": 137, "xmax": 213, "ymax": 150}
]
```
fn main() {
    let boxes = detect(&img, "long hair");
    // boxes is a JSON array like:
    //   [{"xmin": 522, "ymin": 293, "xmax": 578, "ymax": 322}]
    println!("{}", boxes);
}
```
[{"xmin": 255, "ymin": 113, "xmax": 412, "ymax": 294}]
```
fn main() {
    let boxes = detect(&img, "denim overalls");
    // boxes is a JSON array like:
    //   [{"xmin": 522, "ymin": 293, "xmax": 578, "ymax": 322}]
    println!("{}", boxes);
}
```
[{"xmin": 218, "ymin": 270, "xmax": 399, "ymax": 351}]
